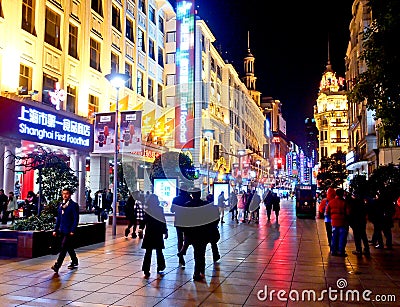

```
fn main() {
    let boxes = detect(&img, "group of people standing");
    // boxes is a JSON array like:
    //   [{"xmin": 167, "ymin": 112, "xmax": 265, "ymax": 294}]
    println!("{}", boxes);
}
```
[
  {"xmin": 318, "ymin": 185, "xmax": 395, "ymax": 257},
  {"xmin": 227, "ymin": 189, "xmax": 280, "ymax": 224}
]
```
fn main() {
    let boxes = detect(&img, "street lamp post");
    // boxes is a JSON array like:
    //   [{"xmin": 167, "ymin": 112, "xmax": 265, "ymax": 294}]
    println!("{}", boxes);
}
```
[
  {"xmin": 105, "ymin": 72, "xmax": 130, "ymax": 237},
  {"xmin": 237, "ymin": 149, "xmax": 246, "ymax": 191},
  {"xmin": 203, "ymin": 129, "xmax": 214, "ymax": 195}
]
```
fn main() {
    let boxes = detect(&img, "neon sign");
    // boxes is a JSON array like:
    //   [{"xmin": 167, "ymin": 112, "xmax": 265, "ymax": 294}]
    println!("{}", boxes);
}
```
[
  {"xmin": 0, "ymin": 97, "xmax": 93, "ymax": 151},
  {"xmin": 175, "ymin": 0, "xmax": 195, "ymax": 148}
]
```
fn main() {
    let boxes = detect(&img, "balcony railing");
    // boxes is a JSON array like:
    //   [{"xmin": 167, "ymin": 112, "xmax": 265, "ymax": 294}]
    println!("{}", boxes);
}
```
[{"xmin": 331, "ymin": 138, "xmax": 349, "ymax": 143}]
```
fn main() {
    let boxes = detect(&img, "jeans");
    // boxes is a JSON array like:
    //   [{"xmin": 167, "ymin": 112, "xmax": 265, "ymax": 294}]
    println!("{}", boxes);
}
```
[{"xmin": 331, "ymin": 226, "xmax": 348, "ymax": 255}]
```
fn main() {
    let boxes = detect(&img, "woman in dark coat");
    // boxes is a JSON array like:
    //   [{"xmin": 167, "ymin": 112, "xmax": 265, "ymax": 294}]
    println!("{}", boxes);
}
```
[{"xmin": 141, "ymin": 194, "xmax": 168, "ymax": 278}]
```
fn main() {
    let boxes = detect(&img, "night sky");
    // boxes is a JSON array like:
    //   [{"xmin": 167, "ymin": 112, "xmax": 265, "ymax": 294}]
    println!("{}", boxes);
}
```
[{"xmin": 168, "ymin": 0, "xmax": 353, "ymax": 148}]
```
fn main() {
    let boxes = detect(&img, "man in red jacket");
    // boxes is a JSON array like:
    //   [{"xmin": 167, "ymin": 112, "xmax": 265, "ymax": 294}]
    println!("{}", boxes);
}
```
[{"xmin": 326, "ymin": 188, "xmax": 349, "ymax": 257}]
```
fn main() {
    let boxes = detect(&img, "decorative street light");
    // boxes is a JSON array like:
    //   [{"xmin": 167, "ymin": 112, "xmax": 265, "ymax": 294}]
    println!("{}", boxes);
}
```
[
  {"xmin": 203, "ymin": 129, "xmax": 214, "ymax": 195},
  {"xmin": 237, "ymin": 149, "xmax": 246, "ymax": 191},
  {"xmin": 105, "ymin": 72, "xmax": 130, "ymax": 237}
]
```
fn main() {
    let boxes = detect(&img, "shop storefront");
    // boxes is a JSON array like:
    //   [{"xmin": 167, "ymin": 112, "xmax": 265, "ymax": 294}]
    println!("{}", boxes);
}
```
[{"xmin": 0, "ymin": 96, "xmax": 93, "ymax": 208}]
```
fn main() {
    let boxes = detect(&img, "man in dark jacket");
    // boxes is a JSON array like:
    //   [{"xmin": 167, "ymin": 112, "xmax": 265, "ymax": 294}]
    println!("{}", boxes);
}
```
[
  {"xmin": 185, "ymin": 188, "xmax": 219, "ymax": 281},
  {"xmin": 171, "ymin": 186, "xmax": 192, "ymax": 266},
  {"xmin": 51, "ymin": 188, "xmax": 80, "ymax": 273}
]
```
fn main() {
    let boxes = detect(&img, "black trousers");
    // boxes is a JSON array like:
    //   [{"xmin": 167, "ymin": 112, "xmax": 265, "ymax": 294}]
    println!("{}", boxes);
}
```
[
  {"xmin": 192, "ymin": 240, "xmax": 207, "ymax": 276},
  {"xmin": 175, "ymin": 226, "xmax": 184, "ymax": 252},
  {"xmin": 325, "ymin": 222, "xmax": 332, "ymax": 246},
  {"xmin": 142, "ymin": 248, "xmax": 165, "ymax": 272},
  {"xmin": 56, "ymin": 233, "xmax": 78, "ymax": 266},
  {"xmin": 352, "ymin": 224, "xmax": 369, "ymax": 252}
]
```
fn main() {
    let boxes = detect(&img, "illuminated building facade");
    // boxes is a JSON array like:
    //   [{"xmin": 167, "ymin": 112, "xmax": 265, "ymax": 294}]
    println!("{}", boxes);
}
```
[
  {"xmin": 314, "ymin": 57, "xmax": 349, "ymax": 161},
  {"xmin": 0, "ymin": 0, "xmax": 176, "ymax": 203},
  {"xmin": 0, "ymin": 0, "xmax": 269, "ymax": 204}
]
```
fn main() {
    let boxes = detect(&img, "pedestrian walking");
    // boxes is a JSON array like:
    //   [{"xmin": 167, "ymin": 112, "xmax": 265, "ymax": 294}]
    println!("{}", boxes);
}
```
[
  {"xmin": 171, "ymin": 185, "xmax": 192, "ymax": 266},
  {"xmin": 263, "ymin": 189, "xmax": 273, "ymax": 222},
  {"xmin": 134, "ymin": 190, "xmax": 146, "ymax": 239},
  {"xmin": 372, "ymin": 193, "xmax": 395, "ymax": 250},
  {"xmin": 124, "ymin": 192, "xmax": 137, "ymax": 238},
  {"xmin": 320, "ymin": 186, "xmax": 335, "ymax": 247},
  {"xmin": 248, "ymin": 190, "xmax": 261, "ymax": 224},
  {"xmin": 326, "ymin": 188, "xmax": 349, "ymax": 257},
  {"xmin": 272, "ymin": 192, "xmax": 281, "ymax": 225},
  {"xmin": 14, "ymin": 181, "xmax": 21, "ymax": 200},
  {"xmin": 0, "ymin": 189, "xmax": 9, "ymax": 224},
  {"xmin": 141, "ymin": 194, "xmax": 168, "ymax": 278},
  {"xmin": 7, "ymin": 191, "xmax": 18, "ymax": 224},
  {"xmin": 217, "ymin": 191, "xmax": 228, "ymax": 223},
  {"xmin": 229, "ymin": 189, "xmax": 238, "ymax": 222},
  {"xmin": 184, "ymin": 187, "xmax": 217, "ymax": 281},
  {"xmin": 237, "ymin": 191, "xmax": 246, "ymax": 222},
  {"xmin": 51, "ymin": 188, "xmax": 80, "ymax": 273},
  {"xmin": 244, "ymin": 190, "xmax": 253, "ymax": 222},
  {"xmin": 346, "ymin": 191, "xmax": 370, "ymax": 256}
]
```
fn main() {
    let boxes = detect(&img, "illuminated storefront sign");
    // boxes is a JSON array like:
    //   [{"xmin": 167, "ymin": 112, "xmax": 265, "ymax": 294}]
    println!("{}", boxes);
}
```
[
  {"xmin": 0, "ymin": 97, "xmax": 93, "ymax": 151},
  {"xmin": 175, "ymin": 0, "xmax": 195, "ymax": 149}
]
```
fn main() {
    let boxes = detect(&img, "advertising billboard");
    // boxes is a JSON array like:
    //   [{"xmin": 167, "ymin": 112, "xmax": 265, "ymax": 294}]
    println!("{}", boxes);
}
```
[
  {"xmin": 93, "ymin": 112, "xmax": 116, "ymax": 154},
  {"xmin": 153, "ymin": 178, "xmax": 178, "ymax": 214},
  {"xmin": 120, "ymin": 110, "xmax": 142, "ymax": 153}
]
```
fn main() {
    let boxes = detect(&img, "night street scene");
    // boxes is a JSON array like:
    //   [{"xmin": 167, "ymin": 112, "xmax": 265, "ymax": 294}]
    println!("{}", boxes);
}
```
[{"xmin": 0, "ymin": 0, "xmax": 400, "ymax": 306}]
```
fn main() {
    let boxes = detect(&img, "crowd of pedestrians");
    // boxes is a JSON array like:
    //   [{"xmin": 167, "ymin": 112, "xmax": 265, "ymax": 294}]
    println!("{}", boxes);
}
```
[
  {"xmin": 120, "ymin": 186, "xmax": 281, "ymax": 281},
  {"xmin": 318, "ymin": 185, "xmax": 396, "ymax": 257}
]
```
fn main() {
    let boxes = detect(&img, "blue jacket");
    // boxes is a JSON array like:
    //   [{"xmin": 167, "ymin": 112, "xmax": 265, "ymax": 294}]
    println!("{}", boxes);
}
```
[{"xmin": 54, "ymin": 199, "xmax": 79, "ymax": 234}]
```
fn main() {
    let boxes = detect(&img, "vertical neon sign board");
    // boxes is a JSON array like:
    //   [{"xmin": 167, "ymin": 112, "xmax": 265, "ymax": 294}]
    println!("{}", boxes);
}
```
[{"xmin": 175, "ymin": 0, "xmax": 195, "ymax": 149}]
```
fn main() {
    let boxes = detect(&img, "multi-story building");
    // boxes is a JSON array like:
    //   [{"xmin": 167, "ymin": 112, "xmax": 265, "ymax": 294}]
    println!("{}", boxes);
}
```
[
  {"xmin": 345, "ymin": 0, "xmax": 400, "ymax": 176},
  {"xmin": 345, "ymin": 0, "xmax": 374, "ymax": 178},
  {"xmin": 0, "ymin": 0, "xmax": 269, "ymax": 206},
  {"xmin": 0, "ymin": 0, "xmax": 176, "ymax": 206},
  {"xmin": 314, "ymin": 57, "xmax": 349, "ymax": 161}
]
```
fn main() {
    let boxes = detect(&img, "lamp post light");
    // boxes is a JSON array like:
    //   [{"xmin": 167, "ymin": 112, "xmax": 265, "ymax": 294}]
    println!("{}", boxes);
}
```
[
  {"xmin": 105, "ymin": 72, "xmax": 130, "ymax": 237},
  {"xmin": 203, "ymin": 129, "xmax": 214, "ymax": 195},
  {"xmin": 237, "ymin": 149, "xmax": 246, "ymax": 191}
]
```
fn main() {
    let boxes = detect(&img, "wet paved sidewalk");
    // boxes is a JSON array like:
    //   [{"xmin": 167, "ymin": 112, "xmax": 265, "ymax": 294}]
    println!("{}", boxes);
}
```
[{"xmin": 0, "ymin": 199, "xmax": 400, "ymax": 306}]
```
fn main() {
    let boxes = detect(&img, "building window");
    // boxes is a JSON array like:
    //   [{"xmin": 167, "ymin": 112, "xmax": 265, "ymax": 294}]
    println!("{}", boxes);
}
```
[
  {"xmin": 91, "ymin": 0, "xmax": 103, "ymax": 16},
  {"xmin": 166, "ymin": 31, "xmax": 176, "ymax": 43},
  {"xmin": 126, "ymin": 18, "xmax": 134, "ymax": 42},
  {"xmin": 137, "ymin": 70, "xmax": 144, "ymax": 96},
  {"xmin": 149, "ymin": 6, "xmax": 155, "ymax": 24},
  {"xmin": 125, "ymin": 62, "xmax": 133, "ymax": 90},
  {"xmin": 45, "ymin": 8, "xmax": 61, "ymax": 49},
  {"xmin": 111, "ymin": 4, "xmax": 121, "ymax": 31},
  {"xmin": 88, "ymin": 94, "xmax": 99, "ymax": 119},
  {"xmin": 111, "ymin": 52, "xmax": 119, "ymax": 74},
  {"xmin": 138, "ymin": 28, "xmax": 145, "ymax": 52},
  {"xmin": 166, "ymin": 53, "xmax": 175, "ymax": 64},
  {"xmin": 69, "ymin": 23, "xmax": 78, "ymax": 59},
  {"xmin": 148, "ymin": 78, "xmax": 154, "ymax": 102},
  {"xmin": 158, "ymin": 15, "xmax": 164, "ymax": 33},
  {"xmin": 149, "ymin": 38, "xmax": 155, "ymax": 60},
  {"xmin": 90, "ymin": 38, "xmax": 101, "ymax": 71},
  {"xmin": 66, "ymin": 85, "xmax": 76, "ymax": 113},
  {"xmin": 19, "ymin": 64, "xmax": 32, "ymax": 94},
  {"xmin": 157, "ymin": 84, "xmax": 163, "ymax": 107},
  {"xmin": 158, "ymin": 47, "xmax": 164, "ymax": 67},
  {"xmin": 0, "ymin": 0, "xmax": 3, "ymax": 18},
  {"xmin": 42, "ymin": 73, "xmax": 58, "ymax": 106},
  {"xmin": 22, "ymin": 0, "xmax": 36, "ymax": 35},
  {"xmin": 138, "ymin": 0, "xmax": 146, "ymax": 14}
]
